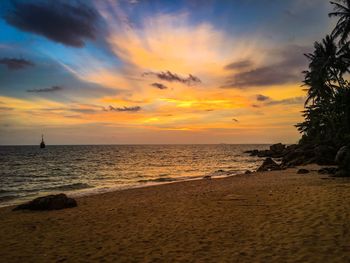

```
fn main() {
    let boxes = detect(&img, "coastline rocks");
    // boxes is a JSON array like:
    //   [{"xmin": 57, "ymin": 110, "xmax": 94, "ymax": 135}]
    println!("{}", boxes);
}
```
[
  {"xmin": 13, "ymin": 193, "xmax": 77, "ymax": 211},
  {"xmin": 335, "ymin": 146, "xmax": 350, "ymax": 177},
  {"xmin": 297, "ymin": 169, "xmax": 310, "ymax": 174},
  {"xmin": 244, "ymin": 170, "xmax": 252, "ymax": 174},
  {"xmin": 246, "ymin": 142, "xmax": 340, "ymax": 169},
  {"xmin": 245, "ymin": 149, "xmax": 259, "ymax": 156},
  {"xmin": 270, "ymin": 143, "xmax": 286, "ymax": 154},
  {"xmin": 314, "ymin": 145, "xmax": 337, "ymax": 165},
  {"xmin": 281, "ymin": 144, "xmax": 337, "ymax": 168},
  {"xmin": 257, "ymin": 158, "xmax": 281, "ymax": 172},
  {"xmin": 318, "ymin": 167, "xmax": 338, "ymax": 175},
  {"xmin": 245, "ymin": 143, "xmax": 287, "ymax": 158}
]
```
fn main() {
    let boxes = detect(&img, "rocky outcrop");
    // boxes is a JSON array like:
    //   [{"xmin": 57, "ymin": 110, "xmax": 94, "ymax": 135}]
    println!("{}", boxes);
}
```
[
  {"xmin": 270, "ymin": 143, "xmax": 286, "ymax": 154},
  {"xmin": 246, "ymin": 142, "xmax": 340, "ymax": 168},
  {"xmin": 245, "ymin": 143, "xmax": 287, "ymax": 158},
  {"xmin": 257, "ymin": 158, "xmax": 281, "ymax": 172},
  {"xmin": 13, "ymin": 193, "xmax": 77, "ymax": 211}
]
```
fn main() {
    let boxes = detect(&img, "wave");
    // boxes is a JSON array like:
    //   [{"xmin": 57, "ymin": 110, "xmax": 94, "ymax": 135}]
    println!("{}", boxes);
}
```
[
  {"xmin": 0, "ymin": 194, "xmax": 19, "ymax": 202},
  {"xmin": 138, "ymin": 177, "xmax": 177, "ymax": 183},
  {"xmin": 44, "ymin": 183, "xmax": 93, "ymax": 191}
]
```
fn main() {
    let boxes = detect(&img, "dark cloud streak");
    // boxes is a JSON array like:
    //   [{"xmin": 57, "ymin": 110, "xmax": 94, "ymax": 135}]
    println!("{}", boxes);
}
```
[
  {"xmin": 224, "ymin": 60, "xmax": 252, "ymax": 70},
  {"xmin": 151, "ymin": 83, "xmax": 168, "ymax": 90},
  {"xmin": 222, "ymin": 45, "xmax": 309, "ymax": 88},
  {"xmin": 27, "ymin": 86, "xmax": 63, "ymax": 93},
  {"xmin": 4, "ymin": 1, "xmax": 99, "ymax": 47},
  {"xmin": 0, "ymin": 57, "xmax": 34, "ymax": 70},
  {"xmin": 143, "ymin": 71, "xmax": 201, "ymax": 85},
  {"xmin": 256, "ymin": 94, "xmax": 270, "ymax": 101},
  {"xmin": 265, "ymin": 97, "xmax": 304, "ymax": 106},
  {"xmin": 106, "ymin": 106, "xmax": 141, "ymax": 112}
]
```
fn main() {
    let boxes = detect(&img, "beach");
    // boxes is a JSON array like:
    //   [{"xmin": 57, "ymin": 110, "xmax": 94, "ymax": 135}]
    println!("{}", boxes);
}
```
[{"xmin": 0, "ymin": 165, "xmax": 349, "ymax": 263}]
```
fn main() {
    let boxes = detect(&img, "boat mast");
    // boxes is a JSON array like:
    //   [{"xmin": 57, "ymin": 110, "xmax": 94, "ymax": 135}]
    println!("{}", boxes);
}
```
[{"xmin": 40, "ymin": 134, "xmax": 46, "ymax": 148}]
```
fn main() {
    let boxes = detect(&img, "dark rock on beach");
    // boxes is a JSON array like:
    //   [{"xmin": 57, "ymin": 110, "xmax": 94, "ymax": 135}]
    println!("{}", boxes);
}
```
[
  {"xmin": 257, "ymin": 158, "xmax": 281, "ymax": 172},
  {"xmin": 314, "ymin": 145, "xmax": 337, "ymax": 165},
  {"xmin": 318, "ymin": 167, "xmax": 338, "ymax": 175},
  {"xmin": 270, "ymin": 143, "xmax": 286, "ymax": 154},
  {"xmin": 13, "ymin": 193, "xmax": 77, "ymax": 211},
  {"xmin": 297, "ymin": 169, "xmax": 310, "ymax": 174},
  {"xmin": 334, "ymin": 146, "xmax": 350, "ymax": 177}
]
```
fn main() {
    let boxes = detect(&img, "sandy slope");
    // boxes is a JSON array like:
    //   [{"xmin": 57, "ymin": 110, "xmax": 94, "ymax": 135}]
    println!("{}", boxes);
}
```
[{"xmin": 0, "ymin": 165, "xmax": 349, "ymax": 263}]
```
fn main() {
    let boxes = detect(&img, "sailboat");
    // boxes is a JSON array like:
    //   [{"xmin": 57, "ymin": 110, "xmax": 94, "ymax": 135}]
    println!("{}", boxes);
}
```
[{"xmin": 40, "ymin": 134, "xmax": 46, "ymax": 148}]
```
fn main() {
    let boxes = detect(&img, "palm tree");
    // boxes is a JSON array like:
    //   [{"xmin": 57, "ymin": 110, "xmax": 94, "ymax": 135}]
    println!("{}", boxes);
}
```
[
  {"xmin": 329, "ymin": 0, "xmax": 350, "ymax": 45},
  {"xmin": 303, "ymin": 35, "xmax": 347, "ymax": 105},
  {"xmin": 297, "ymin": 1, "xmax": 350, "ymax": 148}
]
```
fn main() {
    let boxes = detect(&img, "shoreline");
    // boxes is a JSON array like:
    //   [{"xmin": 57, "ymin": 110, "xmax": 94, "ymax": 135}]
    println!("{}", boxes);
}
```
[
  {"xmin": 0, "ymin": 169, "xmax": 256, "ymax": 209},
  {"xmin": 1, "ymin": 165, "xmax": 349, "ymax": 262}
]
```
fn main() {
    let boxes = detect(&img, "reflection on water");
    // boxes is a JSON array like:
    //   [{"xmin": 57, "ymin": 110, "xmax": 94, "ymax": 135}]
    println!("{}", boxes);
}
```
[{"xmin": 0, "ymin": 144, "xmax": 267, "ymax": 206}]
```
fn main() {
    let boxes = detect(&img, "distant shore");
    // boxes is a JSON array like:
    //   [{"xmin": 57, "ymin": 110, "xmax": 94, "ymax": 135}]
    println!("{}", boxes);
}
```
[{"xmin": 0, "ymin": 165, "xmax": 349, "ymax": 262}]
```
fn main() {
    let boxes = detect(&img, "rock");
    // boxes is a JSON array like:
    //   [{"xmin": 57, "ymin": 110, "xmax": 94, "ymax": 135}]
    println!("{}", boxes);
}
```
[
  {"xmin": 257, "ymin": 150, "xmax": 273, "ymax": 157},
  {"xmin": 244, "ymin": 170, "xmax": 252, "ymax": 174},
  {"xmin": 203, "ymin": 175, "xmax": 211, "ymax": 179},
  {"xmin": 314, "ymin": 145, "xmax": 337, "ymax": 165},
  {"xmin": 318, "ymin": 167, "xmax": 338, "ymax": 175},
  {"xmin": 297, "ymin": 169, "xmax": 310, "ymax": 174},
  {"xmin": 281, "ymin": 144, "xmax": 319, "ymax": 167},
  {"xmin": 334, "ymin": 146, "xmax": 350, "ymax": 177},
  {"xmin": 335, "ymin": 170, "xmax": 350, "ymax": 177},
  {"xmin": 257, "ymin": 158, "xmax": 281, "ymax": 172},
  {"xmin": 270, "ymin": 143, "xmax": 285, "ymax": 154},
  {"xmin": 284, "ymin": 144, "xmax": 299, "ymax": 153},
  {"xmin": 245, "ymin": 143, "xmax": 286, "ymax": 158},
  {"xmin": 335, "ymin": 146, "xmax": 349, "ymax": 165},
  {"xmin": 13, "ymin": 193, "xmax": 77, "ymax": 211},
  {"xmin": 282, "ymin": 150, "xmax": 306, "ymax": 167}
]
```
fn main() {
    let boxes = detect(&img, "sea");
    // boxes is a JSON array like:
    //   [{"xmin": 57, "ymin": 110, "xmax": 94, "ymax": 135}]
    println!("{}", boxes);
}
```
[{"xmin": 0, "ymin": 144, "xmax": 268, "ymax": 207}]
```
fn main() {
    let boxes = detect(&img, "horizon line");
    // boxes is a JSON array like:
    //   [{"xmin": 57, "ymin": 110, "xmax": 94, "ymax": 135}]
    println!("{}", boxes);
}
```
[{"xmin": 0, "ymin": 143, "xmax": 292, "ymax": 146}]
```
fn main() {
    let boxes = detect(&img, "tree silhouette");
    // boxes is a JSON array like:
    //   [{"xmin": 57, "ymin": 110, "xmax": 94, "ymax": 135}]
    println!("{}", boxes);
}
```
[
  {"xmin": 296, "ymin": 2, "xmax": 350, "ymax": 148},
  {"xmin": 329, "ymin": 0, "xmax": 350, "ymax": 45}
]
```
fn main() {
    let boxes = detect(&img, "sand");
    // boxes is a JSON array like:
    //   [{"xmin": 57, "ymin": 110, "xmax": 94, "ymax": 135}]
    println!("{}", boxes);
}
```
[{"xmin": 0, "ymin": 165, "xmax": 350, "ymax": 262}]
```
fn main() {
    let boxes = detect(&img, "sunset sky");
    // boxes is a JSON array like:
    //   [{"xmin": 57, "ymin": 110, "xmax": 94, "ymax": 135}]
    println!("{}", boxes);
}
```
[{"xmin": 0, "ymin": 0, "xmax": 334, "ymax": 145}]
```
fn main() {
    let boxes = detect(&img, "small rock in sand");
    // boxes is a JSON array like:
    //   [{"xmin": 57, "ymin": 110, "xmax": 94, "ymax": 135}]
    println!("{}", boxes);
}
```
[{"xmin": 297, "ymin": 169, "xmax": 310, "ymax": 174}]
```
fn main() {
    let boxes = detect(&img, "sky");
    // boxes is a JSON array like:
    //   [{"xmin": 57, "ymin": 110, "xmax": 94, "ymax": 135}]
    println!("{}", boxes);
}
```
[{"xmin": 0, "ymin": 0, "xmax": 335, "ymax": 145}]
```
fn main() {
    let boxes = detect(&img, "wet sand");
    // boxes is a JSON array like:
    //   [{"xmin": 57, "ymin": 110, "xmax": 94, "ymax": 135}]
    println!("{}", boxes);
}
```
[{"xmin": 0, "ymin": 165, "xmax": 349, "ymax": 262}]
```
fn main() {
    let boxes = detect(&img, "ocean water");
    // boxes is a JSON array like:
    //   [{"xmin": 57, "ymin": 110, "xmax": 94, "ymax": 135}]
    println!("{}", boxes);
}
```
[{"xmin": 0, "ymin": 144, "xmax": 268, "ymax": 207}]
